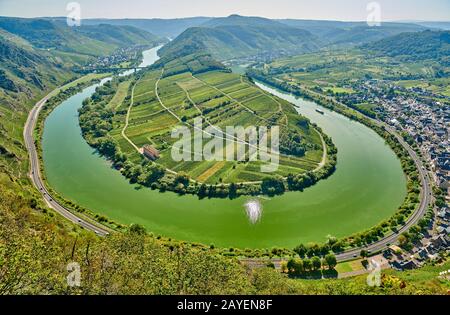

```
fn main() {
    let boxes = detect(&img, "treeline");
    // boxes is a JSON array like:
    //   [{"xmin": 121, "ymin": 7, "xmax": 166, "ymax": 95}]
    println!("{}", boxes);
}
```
[{"xmin": 283, "ymin": 254, "xmax": 338, "ymax": 277}]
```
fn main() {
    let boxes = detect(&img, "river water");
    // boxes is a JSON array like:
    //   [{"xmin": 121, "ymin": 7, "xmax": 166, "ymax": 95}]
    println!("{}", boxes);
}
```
[{"xmin": 42, "ymin": 46, "xmax": 406, "ymax": 248}]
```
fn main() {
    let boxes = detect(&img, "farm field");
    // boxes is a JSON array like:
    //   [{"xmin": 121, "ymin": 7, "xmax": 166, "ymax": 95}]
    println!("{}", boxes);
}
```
[
  {"xmin": 265, "ymin": 49, "xmax": 443, "ymax": 93},
  {"xmin": 112, "ymin": 67, "xmax": 324, "ymax": 184}
]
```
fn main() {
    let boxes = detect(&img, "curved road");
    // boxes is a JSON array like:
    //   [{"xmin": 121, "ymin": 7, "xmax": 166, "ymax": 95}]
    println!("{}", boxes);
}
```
[
  {"xmin": 24, "ymin": 81, "xmax": 431, "ymax": 260},
  {"xmin": 24, "ymin": 92, "xmax": 110, "ymax": 236},
  {"xmin": 334, "ymin": 120, "xmax": 432, "ymax": 261}
]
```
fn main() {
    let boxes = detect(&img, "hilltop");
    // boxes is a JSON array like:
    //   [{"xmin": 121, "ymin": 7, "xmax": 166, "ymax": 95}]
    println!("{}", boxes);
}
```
[
  {"xmin": 159, "ymin": 15, "xmax": 321, "ymax": 61},
  {"xmin": 279, "ymin": 19, "xmax": 427, "ymax": 46}
]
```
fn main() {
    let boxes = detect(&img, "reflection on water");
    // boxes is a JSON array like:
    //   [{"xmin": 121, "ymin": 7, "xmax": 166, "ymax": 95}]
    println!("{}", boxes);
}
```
[{"xmin": 245, "ymin": 200, "xmax": 263, "ymax": 224}]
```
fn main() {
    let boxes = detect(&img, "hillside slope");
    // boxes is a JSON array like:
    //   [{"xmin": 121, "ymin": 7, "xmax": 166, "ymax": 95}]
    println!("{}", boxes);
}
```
[
  {"xmin": 0, "ymin": 17, "xmax": 163, "ymax": 57},
  {"xmin": 81, "ymin": 17, "xmax": 212, "ymax": 38},
  {"xmin": 363, "ymin": 30, "xmax": 450, "ymax": 63},
  {"xmin": 0, "ymin": 32, "xmax": 73, "ymax": 110},
  {"xmin": 159, "ymin": 15, "xmax": 321, "ymax": 61},
  {"xmin": 279, "ymin": 19, "xmax": 427, "ymax": 46}
]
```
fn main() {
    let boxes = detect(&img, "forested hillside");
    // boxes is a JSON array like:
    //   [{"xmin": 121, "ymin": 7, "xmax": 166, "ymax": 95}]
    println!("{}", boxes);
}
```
[
  {"xmin": 363, "ymin": 30, "xmax": 450, "ymax": 63},
  {"xmin": 0, "ymin": 17, "xmax": 163, "ymax": 56},
  {"xmin": 81, "ymin": 17, "xmax": 212, "ymax": 38},
  {"xmin": 0, "ymin": 17, "xmax": 163, "ymax": 194},
  {"xmin": 159, "ymin": 15, "xmax": 321, "ymax": 61},
  {"xmin": 279, "ymin": 19, "xmax": 427, "ymax": 46}
]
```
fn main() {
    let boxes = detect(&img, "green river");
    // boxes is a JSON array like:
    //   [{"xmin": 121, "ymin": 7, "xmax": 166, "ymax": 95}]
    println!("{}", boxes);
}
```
[{"xmin": 42, "ymin": 47, "xmax": 406, "ymax": 249}]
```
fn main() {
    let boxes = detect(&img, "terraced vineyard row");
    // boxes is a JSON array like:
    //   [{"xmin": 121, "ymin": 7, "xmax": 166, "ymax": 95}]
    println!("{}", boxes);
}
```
[{"xmin": 111, "ymin": 68, "xmax": 324, "ymax": 185}]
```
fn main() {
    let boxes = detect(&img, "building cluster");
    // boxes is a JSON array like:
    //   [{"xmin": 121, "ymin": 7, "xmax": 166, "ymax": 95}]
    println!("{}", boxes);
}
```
[
  {"xmin": 83, "ymin": 46, "xmax": 146, "ymax": 71},
  {"xmin": 386, "ymin": 197, "xmax": 449, "ymax": 271},
  {"xmin": 343, "ymin": 80, "xmax": 449, "ymax": 192},
  {"xmin": 388, "ymin": 233, "xmax": 450, "ymax": 270}
]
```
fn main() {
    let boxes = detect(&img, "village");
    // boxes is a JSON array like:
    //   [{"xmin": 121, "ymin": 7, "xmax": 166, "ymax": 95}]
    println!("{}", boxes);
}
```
[{"xmin": 335, "ymin": 79, "xmax": 449, "ymax": 270}]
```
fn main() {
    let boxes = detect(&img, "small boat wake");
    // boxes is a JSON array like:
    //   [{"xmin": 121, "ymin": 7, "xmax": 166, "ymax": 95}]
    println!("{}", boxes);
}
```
[{"xmin": 244, "ymin": 199, "xmax": 263, "ymax": 224}]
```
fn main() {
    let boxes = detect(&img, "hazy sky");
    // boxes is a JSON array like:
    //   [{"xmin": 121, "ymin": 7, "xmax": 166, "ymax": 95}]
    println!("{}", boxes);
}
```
[{"xmin": 0, "ymin": 0, "xmax": 449, "ymax": 21}]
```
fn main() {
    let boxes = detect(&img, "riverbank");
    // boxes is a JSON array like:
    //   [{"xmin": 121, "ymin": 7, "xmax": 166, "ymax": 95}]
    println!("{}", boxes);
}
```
[{"xmin": 249, "ymin": 71, "xmax": 429, "ymax": 253}]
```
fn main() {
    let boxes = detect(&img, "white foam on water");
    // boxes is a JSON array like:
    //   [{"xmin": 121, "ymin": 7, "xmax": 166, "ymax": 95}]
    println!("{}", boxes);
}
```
[{"xmin": 244, "ymin": 200, "xmax": 263, "ymax": 224}]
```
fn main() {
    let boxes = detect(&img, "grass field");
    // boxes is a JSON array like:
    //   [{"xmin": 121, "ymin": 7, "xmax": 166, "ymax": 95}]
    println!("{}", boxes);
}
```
[
  {"xmin": 395, "ymin": 78, "xmax": 450, "ymax": 97},
  {"xmin": 110, "ymin": 67, "xmax": 324, "ymax": 184},
  {"xmin": 335, "ymin": 259, "xmax": 366, "ymax": 274}
]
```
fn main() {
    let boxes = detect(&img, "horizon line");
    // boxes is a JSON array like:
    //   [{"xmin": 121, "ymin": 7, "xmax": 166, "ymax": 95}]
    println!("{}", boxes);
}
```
[{"xmin": 0, "ymin": 14, "xmax": 449, "ymax": 23}]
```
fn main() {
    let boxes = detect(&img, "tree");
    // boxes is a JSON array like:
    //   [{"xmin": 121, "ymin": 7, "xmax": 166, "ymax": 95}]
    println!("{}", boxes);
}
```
[
  {"xmin": 303, "ymin": 258, "xmax": 312, "ymax": 271},
  {"xmin": 97, "ymin": 137, "xmax": 117, "ymax": 158},
  {"xmin": 293, "ymin": 244, "xmax": 307, "ymax": 257},
  {"xmin": 311, "ymin": 256, "xmax": 322, "ymax": 271},
  {"xmin": 128, "ymin": 224, "xmax": 146, "ymax": 235},
  {"xmin": 174, "ymin": 172, "xmax": 190, "ymax": 187},
  {"xmin": 261, "ymin": 176, "xmax": 285, "ymax": 196},
  {"xmin": 306, "ymin": 243, "xmax": 321, "ymax": 257},
  {"xmin": 198, "ymin": 184, "xmax": 208, "ymax": 199},
  {"xmin": 287, "ymin": 258, "xmax": 304, "ymax": 276},
  {"xmin": 331, "ymin": 241, "xmax": 343, "ymax": 253},
  {"xmin": 360, "ymin": 249, "xmax": 368, "ymax": 259},
  {"xmin": 229, "ymin": 183, "xmax": 237, "ymax": 199},
  {"xmin": 287, "ymin": 258, "xmax": 296, "ymax": 273},
  {"xmin": 324, "ymin": 254, "xmax": 337, "ymax": 270}
]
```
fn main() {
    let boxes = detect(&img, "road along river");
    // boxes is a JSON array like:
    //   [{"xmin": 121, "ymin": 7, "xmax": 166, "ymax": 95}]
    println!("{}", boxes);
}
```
[{"xmin": 41, "ymin": 46, "xmax": 407, "ymax": 249}]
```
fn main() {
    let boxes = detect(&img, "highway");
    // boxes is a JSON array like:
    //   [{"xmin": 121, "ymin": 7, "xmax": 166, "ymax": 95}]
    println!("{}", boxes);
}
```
[
  {"xmin": 335, "ymin": 121, "xmax": 433, "ymax": 261},
  {"xmin": 23, "ymin": 91, "xmax": 110, "ymax": 237},
  {"xmin": 290, "ymin": 86, "xmax": 433, "ymax": 261}
]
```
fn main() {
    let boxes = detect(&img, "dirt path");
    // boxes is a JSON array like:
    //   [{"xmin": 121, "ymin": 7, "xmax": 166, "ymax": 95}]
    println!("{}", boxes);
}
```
[
  {"xmin": 313, "ymin": 129, "xmax": 328, "ymax": 172},
  {"xmin": 121, "ymin": 78, "xmax": 143, "ymax": 154}
]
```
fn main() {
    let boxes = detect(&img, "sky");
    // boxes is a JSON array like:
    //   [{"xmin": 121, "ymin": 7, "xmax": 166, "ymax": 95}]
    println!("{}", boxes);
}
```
[{"xmin": 0, "ymin": 0, "xmax": 449, "ymax": 21}]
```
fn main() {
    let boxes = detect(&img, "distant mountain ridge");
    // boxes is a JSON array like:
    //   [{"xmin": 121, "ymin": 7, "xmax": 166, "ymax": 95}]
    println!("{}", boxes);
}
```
[
  {"xmin": 159, "ymin": 15, "xmax": 321, "ymax": 61},
  {"xmin": 0, "ymin": 16, "xmax": 163, "ymax": 56},
  {"xmin": 363, "ymin": 30, "xmax": 450, "ymax": 63},
  {"xmin": 278, "ymin": 19, "xmax": 428, "ymax": 46},
  {"xmin": 80, "ymin": 17, "xmax": 212, "ymax": 38}
]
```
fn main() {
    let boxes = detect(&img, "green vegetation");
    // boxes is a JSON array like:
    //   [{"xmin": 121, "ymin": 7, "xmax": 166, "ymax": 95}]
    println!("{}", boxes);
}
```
[
  {"xmin": 363, "ymin": 30, "xmax": 450, "ymax": 64},
  {"xmin": 79, "ymin": 58, "xmax": 337, "ymax": 198},
  {"xmin": 158, "ymin": 15, "xmax": 320, "ymax": 61},
  {"xmin": 2, "ymin": 182, "xmax": 449, "ymax": 294},
  {"xmin": 0, "ymin": 14, "xmax": 450, "ymax": 294},
  {"xmin": 248, "ymin": 43, "xmax": 448, "ymax": 119},
  {"xmin": 0, "ymin": 17, "xmax": 162, "ymax": 57},
  {"xmin": 279, "ymin": 19, "xmax": 426, "ymax": 46},
  {"xmin": 155, "ymin": 52, "xmax": 229, "ymax": 77}
]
